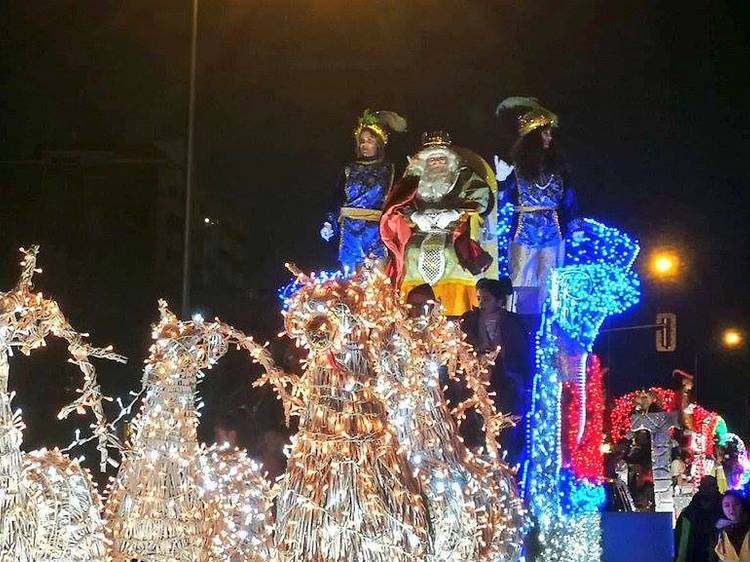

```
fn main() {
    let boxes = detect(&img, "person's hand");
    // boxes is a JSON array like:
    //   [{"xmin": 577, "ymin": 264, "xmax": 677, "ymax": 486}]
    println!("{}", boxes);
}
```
[
  {"xmin": 494, "ymin": 155, "xmax": 514, "ymax": 181},
  {"xmin": 320, "ymin": 222, "xmax": 334, "ymax": 242},
  {"xmin": 571, "ymin": 230, "xmax": 585, "ymax": 243},
  {"xmin": 434, "ymin": 209, "xmax": 461, "ymax": 229},
  {"xmin": 410, "ymin": 212, "xmax": 433, "ymax": 232}
]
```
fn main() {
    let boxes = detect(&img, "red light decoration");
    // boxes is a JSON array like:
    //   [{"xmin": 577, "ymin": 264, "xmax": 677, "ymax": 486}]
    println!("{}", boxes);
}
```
[
  {"xmin": 609, "ymin": 387, "xmax": 678, "ymax": 443},
  {"xmin": 609, "ymin": 386, "xmax": 724, "ymax": 486},
  {"xmin": 562, "ymin": 355, "xmax": 606, "ymax": 482}
]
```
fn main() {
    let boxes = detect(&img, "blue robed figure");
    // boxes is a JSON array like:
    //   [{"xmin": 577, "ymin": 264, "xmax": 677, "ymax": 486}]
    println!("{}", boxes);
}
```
[
  {"xmin": 321, "ymin": 109, "xmax": 406, "ymax": 271},
  {"xmin": 495, "ymin": 97, "xmax": 583, "ymax": 313}
]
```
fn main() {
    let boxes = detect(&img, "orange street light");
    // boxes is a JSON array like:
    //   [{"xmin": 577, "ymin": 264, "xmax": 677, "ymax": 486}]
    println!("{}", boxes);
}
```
[
  {"xmin": 651, "ymin": 252, "xmax": 678, "ymax": 275},
  {"xmin": 722, "ymin": 328, "xmax": 743, "ymax": 349},
  {"xmin": 647, "ymin": 249, "xmax": 681, "ymax": 280}
]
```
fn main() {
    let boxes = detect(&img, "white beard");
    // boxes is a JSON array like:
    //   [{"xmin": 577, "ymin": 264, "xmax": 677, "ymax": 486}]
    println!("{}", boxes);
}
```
[{"xmin": 416, "ymin": 167, "xmax": 457, "ymax": 202}]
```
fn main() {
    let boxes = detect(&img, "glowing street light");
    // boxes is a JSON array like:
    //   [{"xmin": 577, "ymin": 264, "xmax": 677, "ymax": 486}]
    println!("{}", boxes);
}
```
[
  {"xmin": 722, "ymin": 328, "xmax": 743, "ymax": 349},
  {"xmin": 649, "ymin": 250, "xmax": 679, "ymax": 278}
]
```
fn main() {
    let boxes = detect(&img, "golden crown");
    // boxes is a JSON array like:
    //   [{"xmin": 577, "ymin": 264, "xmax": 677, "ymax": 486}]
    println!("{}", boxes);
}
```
[
  {"xmin": 354, "ymin": 110, "xmax": 389, "ymax": 144},
  {"xmin": 354, "ymin": 122, "xmax": 389, "ymax": 144},
  {"xmin": 518, "ymin": 109, "xmax": 558, "ymax": 137},
  {"xmin": 421, "ymin": 130, "xmax": 451, "ymax": 148}
]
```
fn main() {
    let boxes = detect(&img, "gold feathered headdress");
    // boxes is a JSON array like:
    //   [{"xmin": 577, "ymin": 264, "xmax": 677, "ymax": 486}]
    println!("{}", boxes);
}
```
[
  {"xmin": 496, "ymin": 96, "xmax": 558, "ymax": 137},
  {"xmin": 353, "ymin": 109, "xmax": 407, "ymax": 145}
]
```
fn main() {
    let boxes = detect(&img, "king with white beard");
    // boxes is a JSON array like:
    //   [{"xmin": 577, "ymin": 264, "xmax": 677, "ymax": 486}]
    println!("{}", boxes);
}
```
[{"xmin": 381, "ymin": 131, "xmax": 494, "ymax": 316}]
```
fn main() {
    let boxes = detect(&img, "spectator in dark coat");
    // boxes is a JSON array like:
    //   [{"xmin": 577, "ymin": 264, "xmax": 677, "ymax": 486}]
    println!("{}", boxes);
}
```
[
  {"xmin": 460, "ymin": 277, "xmax": 532, "ymax": 463},
  {"xmin": 675, "ymin": 475, "xmax": 723, "ymax": 562}
]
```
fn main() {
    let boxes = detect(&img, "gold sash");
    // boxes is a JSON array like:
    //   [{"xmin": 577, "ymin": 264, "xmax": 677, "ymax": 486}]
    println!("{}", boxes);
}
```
[
  {"xmin": 339, "ymin": 207, "xmax": 383, "ymax": 222},
  {"xmin": 514, "ymin": 205, "xmax": 557, "ymax": 213}
]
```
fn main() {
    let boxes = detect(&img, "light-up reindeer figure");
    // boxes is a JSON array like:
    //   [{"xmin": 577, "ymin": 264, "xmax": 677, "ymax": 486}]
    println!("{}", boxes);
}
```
[
  {"xmin": 372, "ymin": 279, "xmax": 525, "ymax": 562},
  {"xmin": 105, "ymin": 301, "xmax": 281, "ymax": 562},
  {"xmin": 0, "ymin": 246, "xmax": 126, "ymax": 562},
  {"xmin": 266, "ymin": 265, "xmax": 429, "ymax": 562}
]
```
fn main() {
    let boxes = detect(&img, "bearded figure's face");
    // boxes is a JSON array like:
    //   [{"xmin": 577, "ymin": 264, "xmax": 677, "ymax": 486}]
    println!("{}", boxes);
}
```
[{"xmin": 410, "ymin": 148, "xmax": 459, "ymax": 202}]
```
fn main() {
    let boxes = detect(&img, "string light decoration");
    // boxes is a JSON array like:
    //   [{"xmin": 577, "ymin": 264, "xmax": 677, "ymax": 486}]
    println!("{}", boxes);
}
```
[
  {"xmin": 199, "ymin": 443, "xmax": 277, "ymax": 562},
  {"xmin": 104, "ymin": 301, "xmax": 284, "ymax": 562},
  {"xmin": 565, "ymin": 218, "xmax": 640, "ymax": 270},
  {"xmin": 0, "ymin": 246, "xmax": 125, "ymax": 561},
  {"xmin": 496, "ymin": 214, "xmax": 640, "ymax": 277},
  {"xmin": 562, "ymin": 355, "xmax": 605, "ymax": 482},
  {"xmin": 495, "ymin": 201, "xmax": 514, "ymax": 277},
  {"xmin": 525, "ymin": 222, "xmax": 641, "ymax": 562},
  {"xmin": 23, "ymin": 448, "xmax": 108, "ymax": 561},
  {"xmin": 609, "ymin": 387, "xmax": 731, "ymax": 489},
  {"xmin": 371, "ymin": 281, "xmax": 525, "ymax": 561},
  {"xmin": 721, "ymin": 433, "xmax": 750, "ymax": 490},
  {"xmin": 266, "ymin": 263, "xmax": 430, "ymax": 561},
  {"xmin": 549, "ymin": 264, "xmax": 640, "ymax": 349},
  {"xmin": 277, "ymin": 267, "xmax": 353, "ymax": 306},
  {"xmin": 559, "ymin": 468, "xmax": 606, "ymax": 514},
  {"xmin": 609, "ymin": 387, "xmax": 678, "ymax": 443}
]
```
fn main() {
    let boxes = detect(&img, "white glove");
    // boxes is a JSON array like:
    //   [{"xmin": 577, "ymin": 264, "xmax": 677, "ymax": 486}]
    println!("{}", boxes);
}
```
[
  {"xmin": 494, "ymin": 155, "xmax": 514, "ymax": 181},
  {"xmin": 410, "ymin": 211, "xmax": 434, "ymax": 232},
  {"xmin": 434, "ymin": 209, "xmax": 461, "ymax": 229},
  {"xmin": 320, "ymin": 222, "xmax": 334, "ymax": 242}
]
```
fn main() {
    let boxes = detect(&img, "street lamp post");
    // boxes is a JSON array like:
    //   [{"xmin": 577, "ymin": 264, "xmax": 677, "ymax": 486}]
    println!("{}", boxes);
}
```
[{"xmin": 181, "ymin": 0, "xmax": 199, "ymax": 318}]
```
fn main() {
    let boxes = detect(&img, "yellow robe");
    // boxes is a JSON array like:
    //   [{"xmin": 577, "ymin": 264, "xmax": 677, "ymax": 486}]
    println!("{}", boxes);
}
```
[{"xmin": 401, "ymin": 167, "xmax": 492, "ymax": 316}]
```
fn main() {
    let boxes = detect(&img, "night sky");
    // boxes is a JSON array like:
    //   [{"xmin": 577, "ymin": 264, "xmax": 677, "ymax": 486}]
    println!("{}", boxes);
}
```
[{"xmin": 1, "ymin": 1, "xmax": 749, "ymax": 451}]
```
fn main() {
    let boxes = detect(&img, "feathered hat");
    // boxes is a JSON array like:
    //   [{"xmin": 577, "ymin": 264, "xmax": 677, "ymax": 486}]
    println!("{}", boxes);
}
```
[
  {"xmin": 495, "ymin": 96, "xmax": 558, "ymax": 137},
  {"xmin": 353, "ymin": 109, "xmax": 407, "ymax": 145}
]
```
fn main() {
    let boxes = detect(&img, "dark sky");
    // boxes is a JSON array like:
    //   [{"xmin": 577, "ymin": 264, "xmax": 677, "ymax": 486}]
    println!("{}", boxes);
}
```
[{"xmin": 1, "ymin": 1, "xmax": 750, "ymax": 444}]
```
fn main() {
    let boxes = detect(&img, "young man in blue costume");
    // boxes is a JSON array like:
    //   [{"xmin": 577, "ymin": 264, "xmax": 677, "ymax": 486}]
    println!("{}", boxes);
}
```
[{"xmin": 321, "ymin": 109, "xmax": 406, "ymax": 271}]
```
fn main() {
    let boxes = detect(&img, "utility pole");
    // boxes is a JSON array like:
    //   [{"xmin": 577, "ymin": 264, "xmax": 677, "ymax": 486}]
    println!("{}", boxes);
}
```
[{"xmin": 181, "ymin": 0, "xmax": 199, "ymax": 319}]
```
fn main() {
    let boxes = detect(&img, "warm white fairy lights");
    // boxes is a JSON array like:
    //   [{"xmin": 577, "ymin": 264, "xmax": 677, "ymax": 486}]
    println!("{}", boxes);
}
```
[
  {"xmin": 104, "ymin": 300, "xmax": 278, "ymax": 561},
  {"xmin": 0, "ymin": 248, "xmax": 529, "ymax": 562},
  {"xmin": 266, "ymin": 264, "xmax": 430, "ymax": 561},
  {"xmin": 373, "ymin": 283, "xmax": 526, "ymax": 562},
  {"xmin": 270, "ymin": 263, "xmax": 525, "ymax": 562},
  {"xmin": 199, "ymin": 443, "xmax": 277, "ymax": 562},
  {"xmin": 0, "ymin": 246, "xmax": 124, "ymax": 562},
  {"xmin": 24, "ymin": 448, "xmax": 108, "ymax": 561}
]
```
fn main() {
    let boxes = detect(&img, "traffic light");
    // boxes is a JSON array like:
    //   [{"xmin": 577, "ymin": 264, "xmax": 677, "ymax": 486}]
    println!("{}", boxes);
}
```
[{"xmin": 656, "ymin": 313, "xmax": 677, "ymax": 352}]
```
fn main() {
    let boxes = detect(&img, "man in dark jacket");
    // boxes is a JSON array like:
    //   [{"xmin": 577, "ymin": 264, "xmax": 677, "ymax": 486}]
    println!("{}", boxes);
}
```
[
  {"xmin": 674, "ymin": 475, "xmax": 722, "ymax": 562},
  {"xmin": 460, "ymin": 277, "xmax": 532, "ymax": 463}
]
